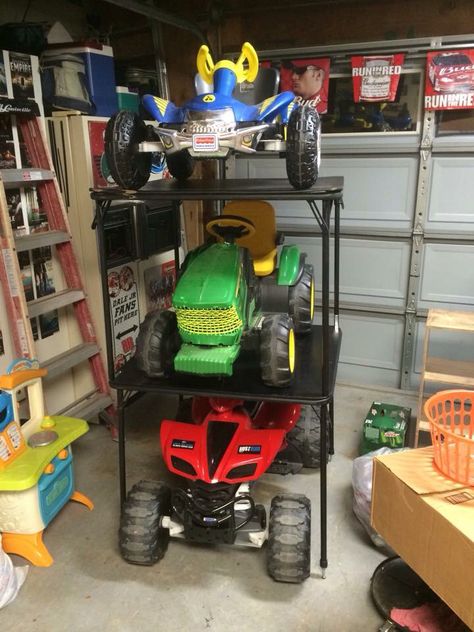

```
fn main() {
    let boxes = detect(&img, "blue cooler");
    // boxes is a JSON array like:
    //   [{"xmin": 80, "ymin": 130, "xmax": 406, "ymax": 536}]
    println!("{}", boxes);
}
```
[{"xmin": 43, "ymin": 44, "xmax": 118, "ymax": 116}]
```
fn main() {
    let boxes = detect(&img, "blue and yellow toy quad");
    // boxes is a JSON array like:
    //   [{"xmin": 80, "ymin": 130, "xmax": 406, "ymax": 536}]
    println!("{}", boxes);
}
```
[{"xmin": 105, "ymin": 42, "xmax": 320, "ymax": 190}]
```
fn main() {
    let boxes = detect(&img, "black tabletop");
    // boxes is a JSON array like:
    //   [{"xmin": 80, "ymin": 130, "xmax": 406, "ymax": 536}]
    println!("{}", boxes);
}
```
[
  {"xmin": 91, "ymin": 177, "xmax": 344, "ymax": 202},
  {"xmin": 111, "ymin": 325, "xmax": 341, "ymax": 404}
]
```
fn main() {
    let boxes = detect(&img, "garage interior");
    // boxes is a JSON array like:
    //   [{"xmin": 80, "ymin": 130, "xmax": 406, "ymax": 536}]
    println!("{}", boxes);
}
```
[{"xmin": 0, "ymin": 1, "xmax": 473, "ymax": 631}]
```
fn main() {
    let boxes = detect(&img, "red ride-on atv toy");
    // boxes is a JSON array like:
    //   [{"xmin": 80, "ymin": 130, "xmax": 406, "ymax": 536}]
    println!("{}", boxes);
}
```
[{"xmin": 119, "ymin": 397, "xmax": 312, "ymax": 583}]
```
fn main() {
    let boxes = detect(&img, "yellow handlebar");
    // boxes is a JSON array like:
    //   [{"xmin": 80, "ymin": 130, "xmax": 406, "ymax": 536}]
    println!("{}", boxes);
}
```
[
  {"xmin": 196, "ymin": 42, "xmax": 259, "ymax": 86},
  {"xmin": 196, "ymin": 44, "xmax": 215, "ymax": 85}
]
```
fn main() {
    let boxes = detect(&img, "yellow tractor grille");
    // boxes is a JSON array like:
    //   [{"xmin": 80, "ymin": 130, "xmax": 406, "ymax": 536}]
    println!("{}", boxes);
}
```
[{"xmin": 176, "ymin": 306, "xmax": 242, "ymax": 336}]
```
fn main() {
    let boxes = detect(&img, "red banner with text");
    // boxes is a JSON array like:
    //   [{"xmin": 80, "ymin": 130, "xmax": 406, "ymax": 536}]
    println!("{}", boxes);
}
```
[
  {"xmin": 425, "ymin": 49, "xmax": 474, "ymax": 110},
  {"xmin": 352, "ymin": 54, "xmax": 405, "ymax": 102}
]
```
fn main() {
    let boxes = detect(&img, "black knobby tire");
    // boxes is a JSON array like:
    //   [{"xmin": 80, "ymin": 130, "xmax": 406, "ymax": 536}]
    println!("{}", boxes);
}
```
[
  {"xmin": 285, "ymin": 105, "xmax": 320, "ymax": 190},
  {"xmin": 286, "ymin": 405, "xmax": 328, "ymax": 468},
  {"xmin": 289, "ymin": 264, "xmax": 314, "ymax": 334},
  {"xmin": 267, "ymin": 494, "xmax": 311, "ymax": 583},
  {"xmin": 119, "ymin": 480, "xmax": 171, "ymax": 565},
  {"xmin": 166, "ymin": 150, "xmax": 195, "ymax": 180},
  {"xmin": 105, "ymin": 110, "xmax": 151, "ymax": 190},
  {"xmin": 135, "ymin": 310, "xmax": 181, "ymax": 377},
  {"xmin": 260, "ymin": 314, "xmax": 295, "ymax": 387}
]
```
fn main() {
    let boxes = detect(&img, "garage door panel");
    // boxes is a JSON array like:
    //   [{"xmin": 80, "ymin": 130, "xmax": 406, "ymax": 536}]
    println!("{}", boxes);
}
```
[
  {"xmin": 235, "ymin": 156, "xmax": 417, "ymax": 229},
  {"xmin": 336, "ymin": 312, "xmax": 405, "ymax": 388},
  {"xmin": 419, "ymin": 243, "xmax": 474, "ymax": 308},
  {"xmin": 287, "ymin": 236, "xmax": 410, "ymax": 308},
  {"xmin": 427, "ymin": 157, "xmax": 474, "ymax": 230}
]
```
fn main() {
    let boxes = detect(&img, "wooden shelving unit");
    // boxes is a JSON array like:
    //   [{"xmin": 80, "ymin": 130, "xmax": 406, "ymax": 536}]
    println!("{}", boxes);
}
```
[{"xmin": 415, "ymin": 308, "xmax": 474, "ymax": 446}]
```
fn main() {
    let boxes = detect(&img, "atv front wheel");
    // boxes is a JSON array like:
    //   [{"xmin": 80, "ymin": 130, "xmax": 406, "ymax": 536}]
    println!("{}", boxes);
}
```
[
  {"xmin": 166, "ymin": 150, "xmax": 195, "ymax": 180},
  {"xmin": 289, "ymin": 264, "xmax": 314, "ymax": 334},
  {"xmin": 285, "ymin": 105, "xmax": 320, "ymax": 190},
  {"xmin": 267, "ymin": 494, "xmax": 311, "ymax": 583},
  {"xmin": 260, "ymin": 314, "xmax": 295, "ymax": 387},
  {"xmin": 136, "ymin": 310, "xmax": 181, "ymax": 377},
  {"xmin": 119, "ymin": 480, "xmax": 171, "ymax": 565},
  {"xmin": 105, "ymin": 110, "xmax": 151, "ymax": 189},
  {"xmin": 286, "ymin": 405, "xmax": 329, "ymax": 468}
]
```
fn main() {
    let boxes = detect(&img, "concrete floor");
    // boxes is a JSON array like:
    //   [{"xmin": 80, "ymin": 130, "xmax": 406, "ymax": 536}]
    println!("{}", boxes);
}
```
[{"xmin": 2, "ymin": 383, "xmax": 418, "ymax": 632}]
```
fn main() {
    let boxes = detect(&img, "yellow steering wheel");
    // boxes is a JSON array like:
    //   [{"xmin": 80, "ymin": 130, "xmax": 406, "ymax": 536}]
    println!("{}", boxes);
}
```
[
  {"xmin": 206, "ymin": 215, "xmax": 256, "ymax": 243},
  {"xmin": 197, "ymin": 42, "xmax": 259, "ymax": 85}
]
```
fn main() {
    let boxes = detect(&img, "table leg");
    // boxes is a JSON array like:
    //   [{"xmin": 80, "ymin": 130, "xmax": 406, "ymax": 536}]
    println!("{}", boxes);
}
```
[
  {"xmin": 118, "ymin": 389, "xmax": 126, "ymax": 506},
  {"xmin": 320, "ymin": 401, "xmax": 328, "ymax": 577}
]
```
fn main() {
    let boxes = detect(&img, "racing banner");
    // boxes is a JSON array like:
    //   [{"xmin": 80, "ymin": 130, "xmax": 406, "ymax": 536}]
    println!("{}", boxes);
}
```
[
  {"xmin": 425, "ymin": 49, "xmax": 474, "ymax": 110},
  {"xmin": 265, "ymin": 57, "xmax": 330, "ymax": 114},
  {"xmin": 351, "ymin": 54, "xmax": 405, "ymax": 102}
]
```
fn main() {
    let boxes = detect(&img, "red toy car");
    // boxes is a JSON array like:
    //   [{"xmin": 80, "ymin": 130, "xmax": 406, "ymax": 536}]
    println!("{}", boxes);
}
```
[
  {"xmin": 429, "ymin": 52, "xmax": 474, "ymax": 92},
  {"xmin": 119, "ymin": 397, "xmax": 313, "ymax": 583}
]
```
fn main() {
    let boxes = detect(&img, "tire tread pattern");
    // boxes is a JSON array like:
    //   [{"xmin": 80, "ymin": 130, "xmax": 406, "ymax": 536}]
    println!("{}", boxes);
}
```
[
  {"xmin": 119, "ymin": 480, "xmax": 171, "ymax": 566},
  {"xmin": 285, "ymin": 105, "xmax": 320, "ymax": 190},
  {"xmin": 267, "ymin": 493, "xmax": 311, "ymax": 583},
  {"xmin": 289, "ymin": 264, "xmax": 314, "ymax": 334},
  {"xmin": 260, "ymin": 314, "xmax": 294, "ymax": 387},
  {"xmin": 105, "ymin": 111, "xmax": 152, "ymax": 190}
]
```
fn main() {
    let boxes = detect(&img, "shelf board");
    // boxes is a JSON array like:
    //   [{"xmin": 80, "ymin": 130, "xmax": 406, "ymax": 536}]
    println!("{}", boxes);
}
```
[
  {"xmin": 427, "ymin": 309, "xmax": 474, "ymax": 332},
  {"xmin": 15, "ymin": 230, "xmax": 70, "ymax": 252},
  {"xmin": 43, "ymin": 343, "xmax": 100, "ymax": 380},
  {"xmin": 54, "ymin": 390, "xmax": 113, "ymax": 421},
  {"xmin": 0, "ymin": 168, "xmax": 55, "ymax": 188},
  {"xmin": 28, "ymin": 288, "xmax": 84, "ymax": 317},
  {"xmin": 424, "ymin": 357, "xmax": 474, "ymax": 387},
  {"xmin": 91, "ymin": 177, "xmax": 344, "ymax": 202},
  {"xmin": 111, "ymin": 325, "xmax": 342, "ymax": 404}
]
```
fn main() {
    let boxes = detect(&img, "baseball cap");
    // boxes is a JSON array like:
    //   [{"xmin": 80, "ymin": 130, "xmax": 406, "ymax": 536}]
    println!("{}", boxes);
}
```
[{"xmin": 281, "ymin": 61, "xmax": 323, "ymax": 75}]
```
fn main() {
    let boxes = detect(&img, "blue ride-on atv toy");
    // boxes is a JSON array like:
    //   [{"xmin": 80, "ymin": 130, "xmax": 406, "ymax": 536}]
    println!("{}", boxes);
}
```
[{"xmin": 105, "ymin": 42, "xmax": 321, "ymax": 190}]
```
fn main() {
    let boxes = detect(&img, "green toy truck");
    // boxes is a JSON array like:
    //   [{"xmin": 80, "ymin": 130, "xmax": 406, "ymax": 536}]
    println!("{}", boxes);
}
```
[
  {"xmin": 135, "ymin": 201, "xmax": 314, "ymax": 387},
  {"xmin": 360, "ymin": 401, "xmax": 411, "ymax": 455}
]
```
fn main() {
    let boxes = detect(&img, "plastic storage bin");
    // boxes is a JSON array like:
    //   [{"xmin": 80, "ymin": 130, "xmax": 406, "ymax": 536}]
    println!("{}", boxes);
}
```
[
  {"xmin": 424, "ymin": 389, "xmax": 474, "ymax": 486},
  {"xmin": 43, "ymin": 44, "xmax": 117, "ymax": 116}
]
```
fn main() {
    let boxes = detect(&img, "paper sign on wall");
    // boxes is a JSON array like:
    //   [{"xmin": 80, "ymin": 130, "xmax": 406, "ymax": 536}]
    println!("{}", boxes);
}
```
[
  {"xmin": 425, "ymin": 49, "xmax": 474, "ymax": 110},
  {"xmin": 108, "ymin": 263, "xmax": 140, "ymax": 374},
  {"xmin": 352, "ymin": 54, "xmax": 405, "ymax": 102}
]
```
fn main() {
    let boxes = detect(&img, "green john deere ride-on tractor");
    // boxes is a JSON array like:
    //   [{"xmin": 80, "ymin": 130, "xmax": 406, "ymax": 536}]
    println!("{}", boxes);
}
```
[{"xmin": 136, "ymin": 201, "xmax": 314, "ymax": 387}]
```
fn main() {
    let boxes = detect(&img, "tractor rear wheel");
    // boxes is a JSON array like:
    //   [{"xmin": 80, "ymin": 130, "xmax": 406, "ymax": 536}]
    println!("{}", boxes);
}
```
[
  {"xmin": 136, "ymin": 310, "xmax": 180, "ymax": 377},
  {"xmin": 166, "ymin": 150, "xmax": 195, "ymax": 180},
  {"xmin": 267, "ymin": 494, "xmax": 311, "ymax": 583},
  {"xmin": 289, "ymin": 264, "xmax": 314, "ymax": 334},
  {"xmin": 119, "ymin": 480, "xmax": 171, "ymax": 565},
  {"xmin": 105, "ymin": 110, "xmax": 151, "ymax": 190},
  {"xmin": 285, "ymin": 105, "xmax": 320, "ymax": 190},
  {"xmin": 260, "ymin": 314, "xmax": 295, "ymax": 387}
]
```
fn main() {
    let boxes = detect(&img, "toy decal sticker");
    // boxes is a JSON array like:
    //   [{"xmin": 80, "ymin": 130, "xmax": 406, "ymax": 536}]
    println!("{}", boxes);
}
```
[
  {"xmin": 108, "ymin": 263, "xmax": 140, "ymax": 375},
  {"xmin": 192, "ymin": 133, "xmax": 218, "ymax": 152},
  {"xmin": 266, "ymin": 57, "xmax": 330, "ymax": 114},
  {"xmin": 171, "ymin": 439, "xmax": 195, "ymax": 449},
  {"xmin": 351, "ymin": 54, "xmax": 405, "ymax": 102},
  {"xmin": 425, "ymin": 49, "xmax": 474, "ymax": 110},
  {"xmin": 238, "ymin": 445, "xmax": 261, "ymax": 454},
  {"xmin": 202, "ymin": 94, "xmax": 215, "ymax": 102}
]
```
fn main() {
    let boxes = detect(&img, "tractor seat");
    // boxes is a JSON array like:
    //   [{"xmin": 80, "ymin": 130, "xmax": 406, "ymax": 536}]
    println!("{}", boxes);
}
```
[{"xmin": 222, "ymin": 200, "xmax": 279, "ymax": 276}]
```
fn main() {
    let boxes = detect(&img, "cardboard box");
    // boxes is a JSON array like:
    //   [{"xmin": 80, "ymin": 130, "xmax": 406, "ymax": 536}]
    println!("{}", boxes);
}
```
[{"xmin": 372, "ymin": 447, "xmax": 474, "ymax": 629}]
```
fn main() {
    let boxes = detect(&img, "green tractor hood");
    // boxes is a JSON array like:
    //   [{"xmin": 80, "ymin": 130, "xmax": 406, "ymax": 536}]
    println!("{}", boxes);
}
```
[{"xmin": 173, "ymin": 243, "xmax": 240, "ymax": 309}]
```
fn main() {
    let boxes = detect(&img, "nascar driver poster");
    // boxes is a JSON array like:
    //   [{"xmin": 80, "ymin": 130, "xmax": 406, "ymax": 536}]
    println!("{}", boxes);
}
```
[
  {"xmin": 263, "ymin": 58, "xmax": 330, "ymax": 114},
  {"xmin": 425, "ymin": 49, "xmax": 474, "ymax": 110}
]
